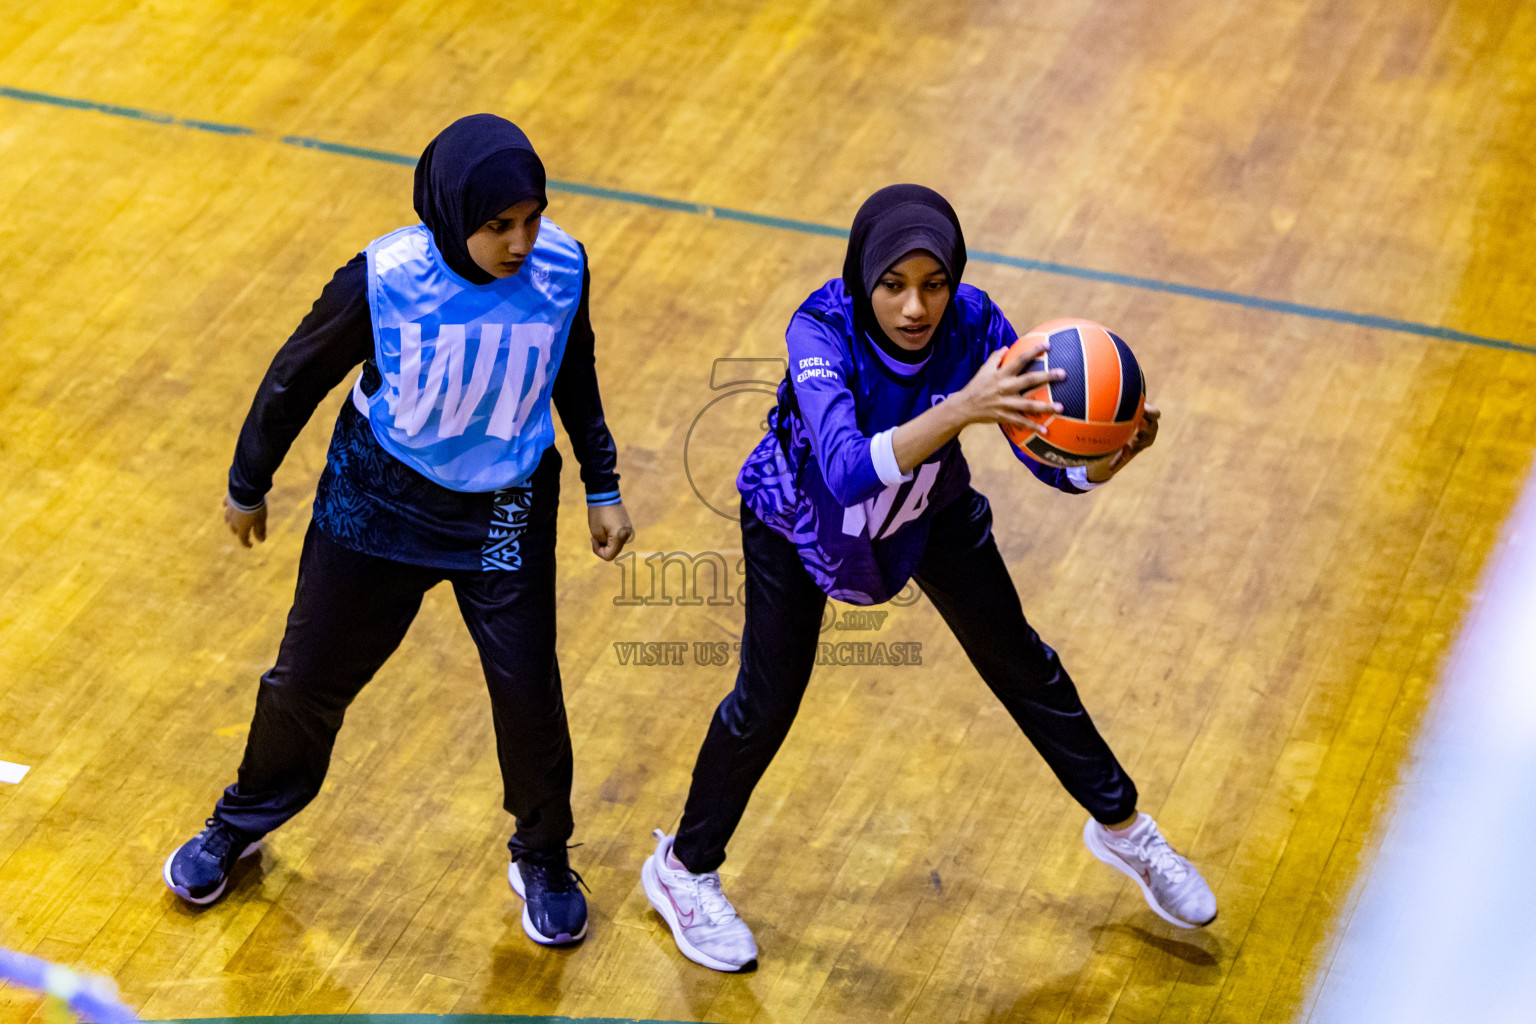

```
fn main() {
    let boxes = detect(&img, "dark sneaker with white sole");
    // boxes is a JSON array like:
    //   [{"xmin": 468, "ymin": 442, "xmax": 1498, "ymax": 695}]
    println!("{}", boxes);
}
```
[
  {"xmin": 163, "ymin": 817, "xmax": 262, "ymax": 905},
  {"xmin": 508, "ymin": 846, "xmax": 589, "ymax": 945}
]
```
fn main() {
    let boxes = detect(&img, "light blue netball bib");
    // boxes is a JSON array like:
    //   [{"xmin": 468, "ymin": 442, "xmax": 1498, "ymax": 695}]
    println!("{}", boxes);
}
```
[{"xmin": 357, "ymin": 220, "xmax": 584, "ymax": 492}]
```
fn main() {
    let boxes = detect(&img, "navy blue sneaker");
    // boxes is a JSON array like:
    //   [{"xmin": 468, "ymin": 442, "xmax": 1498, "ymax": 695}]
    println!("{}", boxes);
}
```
[
  {"xmin": 508, "ymin": 847, "xmax": 588, "ymax": 945},
  {"xmin": 162, "ymin": 817, "xmax": 261, "ymax": 905}
]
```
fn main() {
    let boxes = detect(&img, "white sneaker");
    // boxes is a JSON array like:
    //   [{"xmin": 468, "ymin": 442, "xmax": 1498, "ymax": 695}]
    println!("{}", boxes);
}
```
[
  {"xmin": 640, "ymin": 829, "xmax": 758, "ymax": 972},
  {"xmin": 1083, "ymin": 813, "xmax": 1217, "ymax": 929}
]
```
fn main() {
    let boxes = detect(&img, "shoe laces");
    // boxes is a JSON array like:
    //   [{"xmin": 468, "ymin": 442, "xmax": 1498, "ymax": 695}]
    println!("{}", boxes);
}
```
[
  {"xmin": 199, "ymin": 817, "xmax": 243, "ymax": 862},
  {"xmin": 1130, "ymin": 829, "xmax": 1189, "ymax": 884},
  {"xmin": 514, "ymin": 843, "xmax": 591, "ymax": 894},
  {"xmin": 684, "ymin": 871, "xmax": 738, "ymax": 926}
]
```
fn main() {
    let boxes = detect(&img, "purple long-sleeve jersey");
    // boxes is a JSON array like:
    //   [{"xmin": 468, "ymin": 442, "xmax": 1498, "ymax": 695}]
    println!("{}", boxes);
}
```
[{"xmin": 738, "ymin": 278, "xmax": 1084, "ymax": 605}]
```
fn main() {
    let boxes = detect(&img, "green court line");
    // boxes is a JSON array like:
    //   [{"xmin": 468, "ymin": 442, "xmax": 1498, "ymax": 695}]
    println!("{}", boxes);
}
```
[
  {"xmin": 2, "ymin": 83, "xmax": 1530, "ymax": 356},
  {"xmin": 1, "ymin": 84, "xmax": 255, "ymax": 134}
]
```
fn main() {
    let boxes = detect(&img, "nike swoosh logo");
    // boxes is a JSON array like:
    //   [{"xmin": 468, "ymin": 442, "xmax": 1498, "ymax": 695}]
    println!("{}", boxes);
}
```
[{"xmin": 665, "ymin": 886, "xmax": 695, "ymax": 926}]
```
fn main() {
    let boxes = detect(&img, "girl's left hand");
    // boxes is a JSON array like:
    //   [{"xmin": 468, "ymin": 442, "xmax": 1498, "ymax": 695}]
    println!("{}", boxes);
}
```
[
  {"xmin": 1085, "ymin": 404, "xmax": 1161, "ymax": 483},
  {"xmin": 588, "ymin": 502, "xmax": 635, "ymax": 561}
]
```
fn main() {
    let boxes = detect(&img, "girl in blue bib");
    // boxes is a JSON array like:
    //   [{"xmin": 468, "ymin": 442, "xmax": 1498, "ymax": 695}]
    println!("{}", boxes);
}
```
[
  {"xmin": 642, "ymin": 185, "xmax": 1216, "ymax": 973},
  {"xmin": 164, "ymin": 115, "xmax": 625, "ymax": 947}
]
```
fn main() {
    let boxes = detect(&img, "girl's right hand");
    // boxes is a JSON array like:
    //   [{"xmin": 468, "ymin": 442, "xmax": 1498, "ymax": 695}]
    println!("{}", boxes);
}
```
[
  {"xmin": 223, "ymin": 496, "xmax": 268, "ymax": 548},
  {"xmin": 954, "ymin": 342, "xmax": 1065, "ymax": 434}
]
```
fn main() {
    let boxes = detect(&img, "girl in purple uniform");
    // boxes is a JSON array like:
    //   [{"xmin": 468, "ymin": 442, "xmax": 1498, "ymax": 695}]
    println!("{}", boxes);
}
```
[{"xmin": 642, "ymin": 185, "xmax": 1215, "ymax": 972}]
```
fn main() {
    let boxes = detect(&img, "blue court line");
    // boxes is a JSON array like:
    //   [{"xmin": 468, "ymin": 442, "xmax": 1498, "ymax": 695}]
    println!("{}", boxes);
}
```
[{"xmin": 3, "ymin": 83, "xmax": 1529, "ymax": 356}]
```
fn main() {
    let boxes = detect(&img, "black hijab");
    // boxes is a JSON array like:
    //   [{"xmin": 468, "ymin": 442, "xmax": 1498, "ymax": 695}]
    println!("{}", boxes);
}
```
[
  {"xmin": 841, "ymin": 184, "xmax": 968, "ymax": 360},
  {"xmin": 414, "ymin": 114, "xmax": 548, "ymax": 284}
]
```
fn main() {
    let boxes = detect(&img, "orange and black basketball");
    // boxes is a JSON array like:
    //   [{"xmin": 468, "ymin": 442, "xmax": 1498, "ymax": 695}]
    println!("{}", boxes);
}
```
[{"xmin": 1001, "ymin": 318, "xmax": 1146, "ymax": 468}]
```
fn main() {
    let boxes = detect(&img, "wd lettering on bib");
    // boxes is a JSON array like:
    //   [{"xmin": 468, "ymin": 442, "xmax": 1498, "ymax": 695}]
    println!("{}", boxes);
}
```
[
  {"xmin": 392, "ymin": 322, "xmax": 555, "ymax": 440},
  {"xmin": 357, "ymin": 222, "xmax": 584, "ymax": 492}
]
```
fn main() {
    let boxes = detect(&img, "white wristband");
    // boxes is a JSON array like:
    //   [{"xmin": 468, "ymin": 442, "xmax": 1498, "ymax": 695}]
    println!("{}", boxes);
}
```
[
  {"xmin": 870, "ymin": 428, "xmax": 913, "ymax": 487},
  {"xmin": 1066, "ymin": 465, "xmax": 1100, "ymax": 491}
]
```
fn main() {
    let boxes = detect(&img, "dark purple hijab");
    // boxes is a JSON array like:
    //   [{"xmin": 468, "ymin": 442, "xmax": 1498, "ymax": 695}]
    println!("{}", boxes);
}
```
[
  {"xmin": 841, "ymin": 184, "xmax": 968, "ymax": 358},
  {"xmin": 414, "ymin": 114, "xmax": 548, "ymax": 284}
]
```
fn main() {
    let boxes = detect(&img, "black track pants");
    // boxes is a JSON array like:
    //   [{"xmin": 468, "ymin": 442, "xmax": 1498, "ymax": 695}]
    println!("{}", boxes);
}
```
[
  {"xmin": 213, "ymin": 521, "xmax": 573, "ymax": 853},
  {"xmin": 673, "ymin": 491, "xmax": 1138, "ymax": 873}
]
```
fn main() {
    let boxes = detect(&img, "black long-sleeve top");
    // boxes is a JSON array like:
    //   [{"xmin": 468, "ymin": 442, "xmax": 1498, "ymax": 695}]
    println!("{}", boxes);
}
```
[{"xmin": 227, "ymin": 250, "xmax": 622, "ymax": 569}]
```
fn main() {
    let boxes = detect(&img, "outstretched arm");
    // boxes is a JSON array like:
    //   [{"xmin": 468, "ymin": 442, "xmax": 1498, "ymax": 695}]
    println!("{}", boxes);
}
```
[
  {"xmin": 890, "ymin": 341, "xmax": 1063, "ymax": 472},
  {"xmin": 787, "ymin": 309, "xmax": 1065, "ymax": 505}
]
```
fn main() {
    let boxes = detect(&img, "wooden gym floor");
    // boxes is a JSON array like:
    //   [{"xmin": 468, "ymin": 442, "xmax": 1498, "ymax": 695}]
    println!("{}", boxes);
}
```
[{"xmin": 1, "ymin": 1, "xmax": 1533, "ymax": 1022}]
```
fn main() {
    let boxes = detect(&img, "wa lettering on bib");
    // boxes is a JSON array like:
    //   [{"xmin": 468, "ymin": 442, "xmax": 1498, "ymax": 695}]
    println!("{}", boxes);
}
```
[
  {"xmin": 841, "ymin": 462, "xmax": 942, "ymax": 540},
  {"xmin": 359, "ymin": 222, "xmax": 584, "ymax": 492}
]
